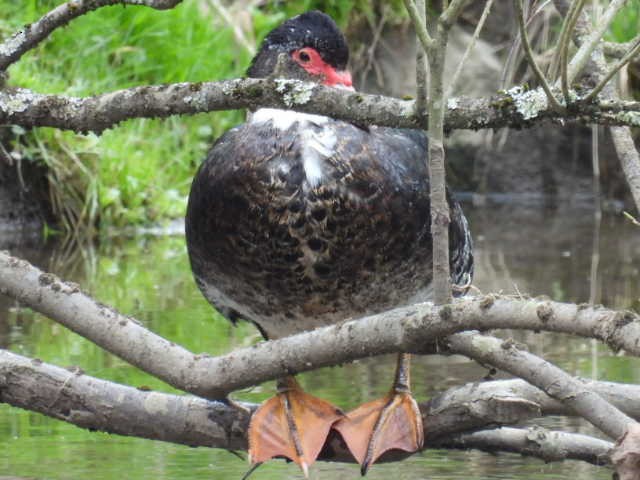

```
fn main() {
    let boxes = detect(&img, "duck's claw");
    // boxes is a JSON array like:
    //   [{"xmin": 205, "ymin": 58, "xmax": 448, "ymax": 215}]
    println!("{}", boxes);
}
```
[
  {"xmin": 333, "ymin": 391, "xmax": 424, "ymax": 475},
  {"xmin": 248, "ymin": 377, "xmax": 343, "ymax": 477}
]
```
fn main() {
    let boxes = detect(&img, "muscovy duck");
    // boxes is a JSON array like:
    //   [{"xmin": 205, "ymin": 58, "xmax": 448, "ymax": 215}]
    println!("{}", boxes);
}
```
[{"xmin": 185, "ymin": 10, "xmax": 473, "ymax": 476}]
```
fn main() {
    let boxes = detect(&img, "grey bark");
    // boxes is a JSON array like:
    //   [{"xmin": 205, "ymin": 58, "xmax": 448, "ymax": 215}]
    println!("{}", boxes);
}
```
[
  {"xmin": 437, "ymin": 427, "xmax": 612, "ymax": 466},
  {"xmin": 2, "ymin": 82, "xmax": 640, "ymax": 136},
  {"xmin": 448, "ymin": 332, "xmax": 637, "ymax": 440},
  {"xmin": 2, "ymin": 251, "xmax": 640, "ymax": 398},
  {"xmin": 0, "ymin": 348, "xmax": 616, "ymax": 465}
]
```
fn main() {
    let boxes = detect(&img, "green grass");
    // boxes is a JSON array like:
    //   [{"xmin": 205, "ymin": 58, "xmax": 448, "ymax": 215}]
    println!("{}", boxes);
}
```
[
  {"xmin": 1, "ymin": 1, "xmax": 407, "ymax": 233},
  {"xmin": 2, "ymin": 1, "xmax": 255, "ymax": 232},
  {"xmin": 608, "ymin": 2, "xmax": 640, "ymax": 42},
  {"xmin": 0, "ymin": 1, "xmax": 411, "ymax": 233}
]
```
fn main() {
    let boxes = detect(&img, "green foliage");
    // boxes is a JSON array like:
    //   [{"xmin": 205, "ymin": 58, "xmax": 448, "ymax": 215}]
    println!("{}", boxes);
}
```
[
  {"xmin": 0, "ymin": 1, "xmax": 405, "ymax": 232},
  {"xmin": 608, "ymin": 2, "xmax": 640, "ymax": 42},
  {"xmin": 2, "ymin": 1, "xmax": 251, "ymax": 231}
]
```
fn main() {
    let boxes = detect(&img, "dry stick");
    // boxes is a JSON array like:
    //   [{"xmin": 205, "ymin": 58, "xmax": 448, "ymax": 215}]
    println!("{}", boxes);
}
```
[
  {"xmin": 414, "ymin": 0, "xmax": 428, "ymax": 116},
  {"xmin": 604, "ymin": 40, "xmax": 638, "ymax": 59},
  {"xmin": 447, "ymin": 332, "xmax": 636, "ymax": 440},
  {"xmin": 0, "ymin": 0, "xmax": 182, "ymax": 71},
  {"xmin": 4, "ymin": 251, "xmax": 640, "ymax": 397},
  {"xmin": 559, "ymin": 0, "xmax": 586, "ymax": 102},
  {"xmin": 548, "ymin": 0, "xmax": 581, "ymax": 79},
  {"xmin": 565, "ymin": 0, "xmax": 629, "ymax": 85},
  {"xmin": 0, "ymin": 348, "xmax": 617, "ymax": 464},
  {"xmin": 402, "ymin": 0, "xmax": 434, "ymax": 51},
  {"xmin": 405, "ymin": 0, "xmax": 471, "ymax": 303},
  {"xmin": 583, "ymin": 33, "xmax": 640, "ymax": 103},
  {"xmin": 446, "ymin": 0, "xmax": 494, "ymax": 98},
  {"xmin": 514, "ymin": 0, "xmax": 563, "ymax": 112}
]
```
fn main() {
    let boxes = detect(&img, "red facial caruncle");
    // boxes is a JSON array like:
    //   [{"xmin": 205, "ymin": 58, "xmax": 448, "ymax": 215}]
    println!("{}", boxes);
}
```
[{"xmin": 291, "ymin": 47, "xmax": 353, "ymax": 89}]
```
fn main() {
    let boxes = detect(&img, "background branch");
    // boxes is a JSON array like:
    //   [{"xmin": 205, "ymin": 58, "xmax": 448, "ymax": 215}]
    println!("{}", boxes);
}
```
[
  {"xmin": 553, "ymin": 0, "xmax": 640, "ymax": 212},
  {"xmin": 0, "ymin": 0, "xmax": 183, "ymax": 72}
]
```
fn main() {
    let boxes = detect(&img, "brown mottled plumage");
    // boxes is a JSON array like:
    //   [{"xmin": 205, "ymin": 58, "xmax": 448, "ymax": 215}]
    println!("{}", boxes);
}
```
[
  {"xmin": 185, "ymin": 11, "xmax": 473, "ymax": 474},
  {"xmin": 186, "ymin": 114, "xmax": 472, "ymax": 339}
]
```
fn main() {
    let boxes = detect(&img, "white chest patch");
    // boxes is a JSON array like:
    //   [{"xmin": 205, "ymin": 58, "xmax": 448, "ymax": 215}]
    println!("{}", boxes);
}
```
[
  {"xmin": 251, "ymin": 108, "xmax": 336, "ymax": 187},
  {"xmin": 250, "ymin": 108, "xmax": 329, "ymax": 130}
]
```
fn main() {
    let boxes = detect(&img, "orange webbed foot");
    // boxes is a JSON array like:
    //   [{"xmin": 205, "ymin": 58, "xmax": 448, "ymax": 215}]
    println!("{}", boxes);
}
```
[
  {"xmin": 333, "ymin": 391, "xmax": 424, "ymax": 475},
  {"xmin": 248, "ymin": 377, "xmax": 343, "ymax": 477}
]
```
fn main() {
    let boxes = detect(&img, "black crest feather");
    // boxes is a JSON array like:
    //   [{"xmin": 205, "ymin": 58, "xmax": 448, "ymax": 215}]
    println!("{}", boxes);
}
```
[{"xmin": 247, "ymin": 11, "xmax": 349, "ymax": 78}]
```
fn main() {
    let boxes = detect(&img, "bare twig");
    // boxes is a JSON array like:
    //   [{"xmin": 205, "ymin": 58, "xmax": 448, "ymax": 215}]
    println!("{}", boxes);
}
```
[
  {"xmin": 559, "ymin": 0, "xmax": 586, "ymax": 101},
  {"xmin": 440, "ymin": 0, "xmax": 471, "ymax": 28},
  {"xmin": 447, "ymin": 0, "xmax": 494, "ymax": 97},
  {"xmin": 402, "ymin": 0, "xmax": 434, "ymax": 52},
  {"xmin": 0, "ymin": 0, "xmax": 183, "ymax": 71},
  {"xmin": 514, "ymin": 0, "xmax": 564, "ymax": 112},
  {"xmin": 553, "ymin": 0, "xmax": 640, "ymax": 212},
  {"xmin": 623, "ymin": 211, "xmax": 640, "ymax": 226},
  {"xmin": 583, "ymin": 34, "xmax": 640, "ymax": 103},
  {"xmin": 415, "ymin": 0, "xmax": 428, "ymax": 116},
  {"xmin": 437, "ymin": 427, "xmax": 612, "ymax": 466},
  {"xmin": 565, "ymin": 0, "xmax": 629, "ymax": 85}
]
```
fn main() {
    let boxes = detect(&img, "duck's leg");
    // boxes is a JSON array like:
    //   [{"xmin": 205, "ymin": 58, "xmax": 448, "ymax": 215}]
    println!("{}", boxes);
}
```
[
  {"xmin": 248, "ymin": 376, "xmax": 343, "ymax": 477},
  {"xmin": 334, "ymin": 353, "xmax": 424, "ymax": 475}
]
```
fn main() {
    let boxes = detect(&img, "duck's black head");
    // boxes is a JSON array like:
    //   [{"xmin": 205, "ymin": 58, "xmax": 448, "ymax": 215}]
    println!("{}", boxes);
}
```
[{"xmin": 247, "ymin": 11, "xmax": 353, "ymax": 89}]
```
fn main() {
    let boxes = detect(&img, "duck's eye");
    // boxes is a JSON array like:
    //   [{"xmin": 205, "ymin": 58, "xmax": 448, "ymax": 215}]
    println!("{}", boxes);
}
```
[{"xmin": 299, "ymin": 51, "xmax": 311, "ymax": 63}]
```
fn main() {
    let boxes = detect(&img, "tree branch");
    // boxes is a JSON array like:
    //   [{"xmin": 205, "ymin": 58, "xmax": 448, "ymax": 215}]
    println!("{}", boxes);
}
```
[
  {"xmin": 448, "ymin": 332, "xmax": 636, "ymax": 440},
  {"xmin": 436, "ymin": 427, "xmax": 612, "ymax": 466},
  {"xmin": 402, "ymin": 0, "xmax": 434, "ymax": 51},
  {"xmin": 2, "ymin": 80, "xmax": 640, "ymax": 136},
  {"xmin": 0, "ymin": 348, "xmax": 618, "ymax": 465},
  {"xmin": 3, "ymin": 251, "xmax": 640, "ymax": 398},
  {"xmin": 0, "ymin": 0, "xmax": 183, "ymax": 72},
  {"xmin": 553, "ymin": 0, "xmax": 640, "ymax": 212},
  {"xmin": 565, "ymin": 0, "xmax": 629, "ymax": 85}
]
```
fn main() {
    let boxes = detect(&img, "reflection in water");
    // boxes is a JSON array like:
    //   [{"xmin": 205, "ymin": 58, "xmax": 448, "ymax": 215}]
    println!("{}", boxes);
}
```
[{"xmin": 1, "ymin": 204, "xmax": 638, "ymax": 479}]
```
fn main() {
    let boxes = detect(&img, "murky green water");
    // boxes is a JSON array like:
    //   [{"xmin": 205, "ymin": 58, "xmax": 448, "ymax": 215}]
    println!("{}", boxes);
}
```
[{"xmin": 1, "ymin": 204, "xmax": 639, "ymax": 479}]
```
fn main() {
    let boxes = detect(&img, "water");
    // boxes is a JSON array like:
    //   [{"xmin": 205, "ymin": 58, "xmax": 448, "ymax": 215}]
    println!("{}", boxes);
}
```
[{"xmin": 1, "ymin": 203, "xmax": 639, "ymax": 479}]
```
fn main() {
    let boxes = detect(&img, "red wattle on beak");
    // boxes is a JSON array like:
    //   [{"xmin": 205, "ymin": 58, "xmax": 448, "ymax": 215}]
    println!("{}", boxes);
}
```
[{"xmin": 323, "ymin": 67, "xmax": 354, "ymax": 90}]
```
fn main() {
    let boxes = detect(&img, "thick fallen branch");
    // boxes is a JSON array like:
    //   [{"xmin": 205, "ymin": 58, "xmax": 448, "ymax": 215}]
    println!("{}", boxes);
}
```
[
  {"xmin": 0, "ymin": 0, "xmax": 183, "ymax": 72},
  {"xmin": 0, "ymin": 348, "xmax": 616, "ymax": 465},
  {"xmin": 2, "ymin": 251, "xmax": 640, "ymax": 398},
  {"xmin": 437, "ymin": 427, "xmax": 612, "ymax": 466},
  {"xmin": 2, "ymin": 80, "xmax": 640, "ymax": 136}
]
